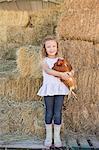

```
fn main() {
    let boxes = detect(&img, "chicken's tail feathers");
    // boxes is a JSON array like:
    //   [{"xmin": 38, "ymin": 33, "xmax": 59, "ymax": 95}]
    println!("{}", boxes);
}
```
[
  {"xmin": 72, "ymin": 91, "xmax": 77, "ymax": 99},
  {"xmin": 67, "ymin": 89, "xmax": 77, "ymax": 100}
]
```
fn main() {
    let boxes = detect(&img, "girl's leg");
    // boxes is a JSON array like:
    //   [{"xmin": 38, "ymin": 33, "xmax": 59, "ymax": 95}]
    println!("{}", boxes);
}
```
[
  {"xmin": 44, "ymin": 96, "xmax": 54, "ymax": 147},
  {"xmin": 53, "ymin": 95, "xmax": 65, "ymax": 147},
  {"xmin": 54, "ymin": 95, "xmax": 64, "ymax": 125},
  {"xmin": 44, "ymin": 96, "xmax": 54, "ymax": 124}
]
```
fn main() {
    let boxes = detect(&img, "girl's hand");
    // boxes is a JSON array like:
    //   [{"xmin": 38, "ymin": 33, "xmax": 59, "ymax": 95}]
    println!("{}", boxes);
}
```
[
  {"xmin": 60, "ymin": 72, "xmax": 70, "ymax": 80},
  {"xmin": 66, "ymin": 70, "xmax": 74, "ymax": 77}
]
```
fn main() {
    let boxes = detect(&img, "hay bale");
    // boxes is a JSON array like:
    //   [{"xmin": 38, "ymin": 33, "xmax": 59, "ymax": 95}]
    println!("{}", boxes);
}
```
[
  {"xmin": 0, "ymin": 44, "xmax": 7, "ymax": 59},
  {"xmin": 0, "ymin": 7, "xmax": 61, "ymax": 57},
  {"xmin": 0, "ymin": 26, "xmax": 7, "ymax": 44},
  {"xmin": 0, "ymin": 75, "xmax": 42, "ymax": 101},
  {"xmin": 58, "ymin": 39, "xmax": 99, "ymax": 134},
  {"xmin": 0, "ymin": 26, "xmax": 7, "ymax": 58},
  {"xmin": 57, "ymin": 0, "xmax": 99, "ymax": 43},
  {"xmin": 59, "ymin": 40, "xmax": 95, "ymax": 70},
  {"xmin": 2, "ymin": 49, "xmax": 17, "ymax": 60},
  {"xmin": 16, "ymin": 46, "xmax": 42, "ymax": 78},
  {"xmin": 6, "ymin": 7, "xmax": 60, "ymax": 46},
  {"xmin": 0, "ymin": 25, "xmax": 18, "ymax": 60},
  {"xmin": 30, "ymin": 7, "xmax": 61, "ymax": 44},
  {"xmin": 0, "ymin": 7, "xmax": 60, "ymax": 55},
  {"xmin": 7, "ymin": 26, "xmax": 34, "ymax": 47},
  {"xmin": 94, "ymin": 44, "xmax": 99, "ymax": 68},
  {"xmin": 0, "ymin": 96, "xmax": 10, "ymax": 135},
  {"xmin": 0, "ymin": 96, "xmax": 44, "ymax": 137},
  {"xmin": 0, "ymin": 45, "xmax": 42, "ymax": 101},
  {"xmin": 63, "ymin": 68, "xmax": 99, "ymax": 134},
  {"xmin": 0, "ymin": 10, "xmax": 29, "ymax": 26},
  {"xmin": 77, "ymin": 69, "xmax": 99, "ymax": 102},
  {"xmin": 1, "ymin": 26, "xmax": 36, "ymax": 60}
]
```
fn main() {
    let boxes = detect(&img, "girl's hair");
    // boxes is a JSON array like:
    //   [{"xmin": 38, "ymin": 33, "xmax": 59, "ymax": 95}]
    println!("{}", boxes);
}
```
[{"xmin": 41, "ymin": 35, "xmax": 59, "ymax": 58}]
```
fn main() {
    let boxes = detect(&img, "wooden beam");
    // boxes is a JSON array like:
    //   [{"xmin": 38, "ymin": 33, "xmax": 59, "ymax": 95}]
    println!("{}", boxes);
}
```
[
  {"xmin": 79, "ymin": 138, "xmax": 91, "ymax": 150},
  {"xmin": 0, "ymin": 139, "xmax": 46, "ymax": 149},
  {"xmin": 90, "ymin": 137, "xmax": 99, "ymax": 149},
  {"xmin": 67, "ymin": 137, "xmax": 79, "ymax": 150}
]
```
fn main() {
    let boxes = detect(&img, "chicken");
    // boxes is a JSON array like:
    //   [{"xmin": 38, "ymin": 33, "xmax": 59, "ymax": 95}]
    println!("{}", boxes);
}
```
[{"xmin": 52, "ymin": 58, "xmax": 77, "ymax": 99}]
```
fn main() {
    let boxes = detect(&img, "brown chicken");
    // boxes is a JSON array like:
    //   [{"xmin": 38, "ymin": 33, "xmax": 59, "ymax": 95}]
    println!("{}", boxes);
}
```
[{"xmin": 52, "ymin": 58, "xmax": 77, "ymax": 99}]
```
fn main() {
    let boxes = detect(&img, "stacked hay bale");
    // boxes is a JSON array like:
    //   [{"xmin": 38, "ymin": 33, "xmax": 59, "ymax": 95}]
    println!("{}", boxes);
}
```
[
  {"xmin": 0, "ymin": 6, "xmax": 60, "ymax": 60},
  {"xmin": 29, "ymin": 7, "xmax": 60, "ymax": 45},
  {"xmin": 57, "ymin": 0, "xmax": 99, "ymax": 135},
  {"xmin": 0, "ymin": 10, "xmax": 29, "ymax": 59},
  {"xmin": 0, "ymin": 96, "xmax": 44, "ymax": 137},
  {"xmin": 0, "ymin": 45, "xmax": 44, "ymax": 137},
  {"xmin": 0, "ymin": 2, "xmax": 62, "ymax": 137},
  {"xmin": 0, "ymin": 46, "xmax": 42, "ymax": 101}
]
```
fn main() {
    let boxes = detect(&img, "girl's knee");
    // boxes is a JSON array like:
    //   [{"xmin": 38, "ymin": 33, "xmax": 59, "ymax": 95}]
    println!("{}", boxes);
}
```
[
  {"xmin": 45, "ymin": 112, "xmax": 53, "ymax": 123},
  {"xmin": 54, "ymin": 113, "xmax": 62, "ymax": 124}
]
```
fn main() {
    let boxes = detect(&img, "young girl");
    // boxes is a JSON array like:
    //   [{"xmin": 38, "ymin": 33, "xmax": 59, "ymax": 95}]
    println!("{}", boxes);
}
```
[{"xmin": 37, "ymin": 35, "xmax": 74, "ymax": 148}]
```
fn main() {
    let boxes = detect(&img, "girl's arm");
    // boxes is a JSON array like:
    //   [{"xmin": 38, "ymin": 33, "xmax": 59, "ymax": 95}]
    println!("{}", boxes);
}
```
[{"xmin": 42, "ymin": 61, "xmax": 70, "ymax": 80}]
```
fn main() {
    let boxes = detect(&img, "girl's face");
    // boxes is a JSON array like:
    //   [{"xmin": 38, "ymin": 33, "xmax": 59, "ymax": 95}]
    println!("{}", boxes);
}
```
[{"xmin": 45, "ymin": 40, "xmax": 58, "ymax": 58}]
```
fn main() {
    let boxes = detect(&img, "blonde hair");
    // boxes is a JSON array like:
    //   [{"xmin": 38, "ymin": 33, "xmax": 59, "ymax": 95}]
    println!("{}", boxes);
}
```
[{"xmin": 41, "ymin": 35, "xmax": 59, "ymax": 58}]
